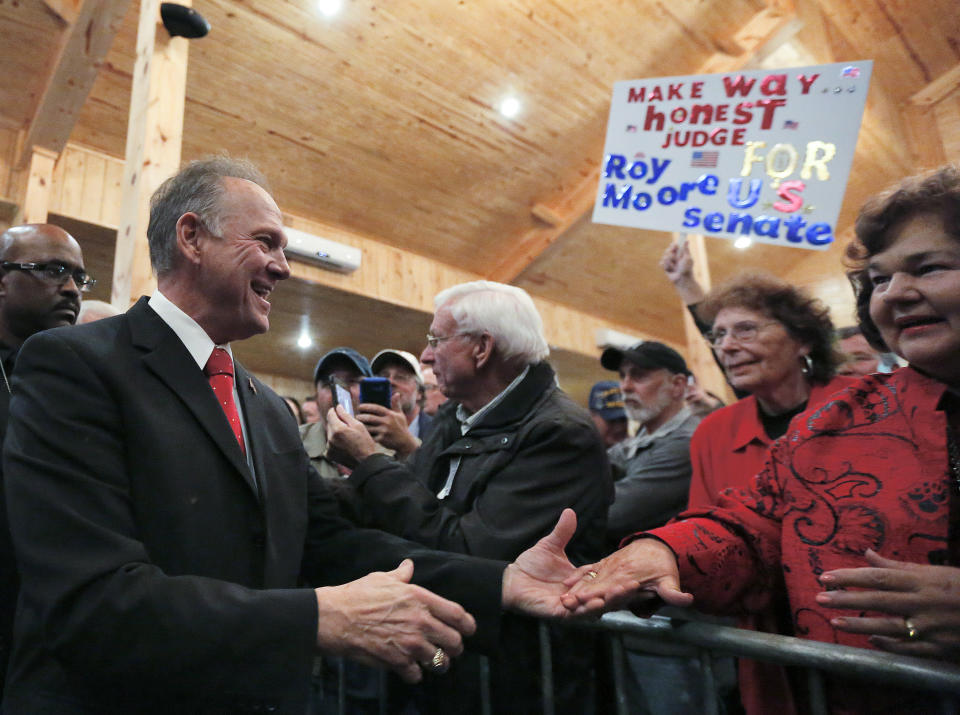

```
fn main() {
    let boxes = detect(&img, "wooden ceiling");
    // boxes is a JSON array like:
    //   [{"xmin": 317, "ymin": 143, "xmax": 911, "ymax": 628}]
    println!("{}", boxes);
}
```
[{"xmin": 2, "ymin": 0, "xmax": 959, "ymax": 402}]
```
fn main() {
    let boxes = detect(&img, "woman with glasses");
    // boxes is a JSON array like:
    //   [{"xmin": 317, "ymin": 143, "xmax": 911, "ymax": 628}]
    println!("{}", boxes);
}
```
[
  {"xmin": 568, "ymin": 166, "xmax": 960, "ymax": 713},
  {"xmin": 687, "ymin": 274, "xmax": 854, "ymax": 509},
  {"xmin": 669, "ymin": 273, "xmax": 854, "ymax": 714}
]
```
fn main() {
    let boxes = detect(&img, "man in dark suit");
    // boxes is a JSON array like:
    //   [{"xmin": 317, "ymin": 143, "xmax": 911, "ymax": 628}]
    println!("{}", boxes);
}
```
[
  {"xmin": 0, "ymin": 223, "xmax": 90, "ymax": 697},
  {"xmin": 1, "ymin": 158, "xmax": 581, "ymax": 714}
]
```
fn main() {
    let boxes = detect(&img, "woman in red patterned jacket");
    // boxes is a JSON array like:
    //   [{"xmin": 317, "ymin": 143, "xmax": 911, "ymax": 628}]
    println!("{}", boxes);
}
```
[{"xmin": 566, "ymin": 165, "xmax": 960, "ymax": 712}]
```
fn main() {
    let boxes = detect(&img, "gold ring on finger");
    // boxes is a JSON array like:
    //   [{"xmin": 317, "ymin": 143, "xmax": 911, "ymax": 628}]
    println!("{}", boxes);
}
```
[
  {"xmin": 904, "ymin": 617, "xmax": 919, "ymax": 640},
  {"xmin": 426, "ymin": 647, "xmax": 450, "ymax": 674}
]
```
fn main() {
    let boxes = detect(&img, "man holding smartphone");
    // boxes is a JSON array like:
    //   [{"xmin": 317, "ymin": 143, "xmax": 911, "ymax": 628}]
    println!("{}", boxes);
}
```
[
  {"xmin": 356, "ymin": 348, "xmax": 434, "ymax": 459},
  {"xmin": 299, "ymin": 347, "xmax": 371, "ymax": 481}
]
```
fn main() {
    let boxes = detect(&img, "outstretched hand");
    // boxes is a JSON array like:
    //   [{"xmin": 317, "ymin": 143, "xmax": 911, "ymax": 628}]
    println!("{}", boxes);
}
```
[
  {"xmin": 816, "ymin": 549, "xmax": 960, "ymax": 660},
  {"xmin": 502, "ymin": 509, "xmax": 599, "ymax": 618},
  {"xmin": 560, "ymin": 537, "xmax": 694, "ymax": 617},
  {"xmin": 315, "ymin": 559, "xmax": 476, "ymax": 683}
]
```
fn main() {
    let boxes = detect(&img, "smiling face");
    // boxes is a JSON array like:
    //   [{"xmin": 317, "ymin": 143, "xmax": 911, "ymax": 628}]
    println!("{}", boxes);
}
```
[
  {"xmin": 712, "ymin": 306, "xmax": 809, "ymax": 398},
  {"xmin": 867, "ymin": 211, "xmax": 960, "ymax": 387},
  {"xmin": 192, "ymin": 178, "xmax": 290, "ymax": 343}
]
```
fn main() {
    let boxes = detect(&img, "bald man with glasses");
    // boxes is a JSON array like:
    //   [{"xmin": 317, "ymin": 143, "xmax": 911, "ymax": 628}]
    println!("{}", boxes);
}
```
[{"xmin": 0, "ymin": 223, "xmax": 92, "ymax": 695}]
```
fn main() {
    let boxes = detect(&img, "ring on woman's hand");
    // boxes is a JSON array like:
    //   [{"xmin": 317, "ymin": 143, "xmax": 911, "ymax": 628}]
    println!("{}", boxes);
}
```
[
  {"xmin": 585, "ymin": 570, "xmax": 599, "ymax": 580},
  {"xmin": 423, "ymin": 647, "xmax": 450, "ymax": 674},
  {"xmin": 904, "ymin": 617, "xmax": 919, "ymax": 640}
]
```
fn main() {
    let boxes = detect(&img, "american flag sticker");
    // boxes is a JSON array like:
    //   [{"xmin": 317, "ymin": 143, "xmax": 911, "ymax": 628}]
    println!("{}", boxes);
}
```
[
  {"xmin": 690, "ymin": 150, "xmax": 719, "ymax": 168},
  {"xmin": 841, "ymin": 66, "xmax": 861, "ymax": 78}
]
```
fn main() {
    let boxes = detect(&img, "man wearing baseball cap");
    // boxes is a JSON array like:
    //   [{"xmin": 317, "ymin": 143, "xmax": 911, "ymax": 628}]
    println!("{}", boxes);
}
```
[
  {"xmin": 587, "ymin": 380, "xmax": 629, "ymax": 448},
  {"xmin": 362, "ymin": 348, "xmax": 434, "ymax": 459},
  {"xmin": 300, "ymin": 347, "xmax": 372, "ymax": 488},
  {"xmin": 599, "ymin": 341, "xmax": 700, "ymax": 545},
  {"xmin": 598, "ymin": 340, "xmax": 705, "ymax": 712}
]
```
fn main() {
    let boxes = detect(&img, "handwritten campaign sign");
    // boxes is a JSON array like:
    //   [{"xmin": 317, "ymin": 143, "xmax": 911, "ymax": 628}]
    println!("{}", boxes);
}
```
[{"xmin": 592, "ymin": 61, "xmax": 872, "ymax": 250}]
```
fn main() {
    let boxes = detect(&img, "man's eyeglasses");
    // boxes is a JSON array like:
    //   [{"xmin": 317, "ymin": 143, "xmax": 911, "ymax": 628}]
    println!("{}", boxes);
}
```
[
  {"xmin": 425, "ymin": 332, "xmax": 468, "ymax": 349},
  {"xmin": 1, "ymin": 262, "xmax": 96, "ymax": 292},
  {"xmin": 705, "ymin": 321, "xmax": 778, "ymax": 349}
]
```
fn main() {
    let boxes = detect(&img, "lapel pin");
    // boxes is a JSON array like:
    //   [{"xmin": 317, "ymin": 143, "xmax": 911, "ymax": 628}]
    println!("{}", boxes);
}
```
[{"xmin": 248, "ymin": 377, "xmax": 257, "ymax": 394}]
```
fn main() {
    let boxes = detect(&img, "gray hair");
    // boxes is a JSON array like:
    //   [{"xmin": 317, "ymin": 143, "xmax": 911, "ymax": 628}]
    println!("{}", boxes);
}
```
[
  {"xmin": 147, "ymin": 157, "xmax": 269, "ymax": 276},
  {"xmin": 434, "ymin": 281, "xmax": 549, "ymax": 364}
]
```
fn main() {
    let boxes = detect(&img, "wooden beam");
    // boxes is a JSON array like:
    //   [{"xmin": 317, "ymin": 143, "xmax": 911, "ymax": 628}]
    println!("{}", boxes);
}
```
[
  {"xmin": 485, "ymin": 0, "xmax": 798, "ymax": 284},
  {"xmin": 933, "ymin": 94, "xmax": 960, "ymax": 161},
  {"xmin": 18, "ymin": 0, "xmax": 133, "ymax": 166},
  {"xmin": 700, "ymin": 0, "xmax": 797, "ymax": 74},
  {"xmin": 910, "ymin": 62, "xmax": 960, "ymax": 107},
  {"xmin": 42, "ymin": 0, "xmax": 83, "ymax": 25},
  {"xmin": 486, "ymin": 170, "xmax": 599, "ymax": 283},
  {"xmin": 112, "ymin": 0, "xmax": 190, "ymax": 308}
]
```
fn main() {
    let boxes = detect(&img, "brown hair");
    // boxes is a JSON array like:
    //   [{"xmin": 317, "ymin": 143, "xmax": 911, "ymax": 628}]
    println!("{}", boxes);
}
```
[
  {"xmin": 846, "ymin": 164, "xmax": 960, "ymax": 351},
  {"xmin": 699, "ymin": 271, "xmax": 840, "ymax": 383}
]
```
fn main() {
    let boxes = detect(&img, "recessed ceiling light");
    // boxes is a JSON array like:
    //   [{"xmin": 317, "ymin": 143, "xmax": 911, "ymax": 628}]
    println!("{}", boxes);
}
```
[
  {"xmin": 499, "ymin": 96, "xmax": 521, "ymax": 118},
  {"xmin": 297, "ymin": 332, "xmax": 313, "ymax": 349},
  {"xmin": 317, "ymin": 0, "xmax": 342, "ymax": 17},
  {"xmin": 734, "ymin": 236, "xmax": 752, "ymax": 250}
]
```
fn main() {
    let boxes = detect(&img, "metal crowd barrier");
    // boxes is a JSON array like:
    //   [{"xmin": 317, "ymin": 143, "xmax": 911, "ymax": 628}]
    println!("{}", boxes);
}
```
[
  {"xmin": 580, "ymin": 611, "xmax": 960, "ymax": 715},
  {"xmin": 323, "ymin": 611, "xmax": 960, "ymax": 714}
]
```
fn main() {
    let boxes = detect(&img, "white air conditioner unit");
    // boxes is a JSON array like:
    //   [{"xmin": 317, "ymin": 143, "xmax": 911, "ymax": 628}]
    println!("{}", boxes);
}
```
[{"xmin": 283, "ymin": 226, "xmax": 362, "ymax": 273}]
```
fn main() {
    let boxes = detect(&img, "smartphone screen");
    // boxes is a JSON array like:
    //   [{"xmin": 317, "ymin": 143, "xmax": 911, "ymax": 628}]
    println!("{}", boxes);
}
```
[
  {"xmin": 328, "ymin": 378, "xmax": 355, "ymax": 417},
  {"xmin": 359, "ymin": 377, "xmax": 391, "ymax": 408}
]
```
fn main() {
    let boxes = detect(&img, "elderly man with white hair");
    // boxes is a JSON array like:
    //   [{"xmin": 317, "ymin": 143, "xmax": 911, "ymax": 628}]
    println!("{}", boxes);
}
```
[{"xmin": 328, "ymin": 279, "xmax": 611, "ymax": 714}]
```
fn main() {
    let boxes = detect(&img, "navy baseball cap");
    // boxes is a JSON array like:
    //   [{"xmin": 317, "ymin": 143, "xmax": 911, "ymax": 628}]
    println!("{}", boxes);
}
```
[
  {"xmin": 600, "ymin": 341, "xmax": 690, "ymax": 376},
  {"xmin": 589, "ymin": 381, "xmax": 626, "ymax": 420},
  {"xmin": 313, "ymin": 347, "xmax": 372, "ymax": 384}
]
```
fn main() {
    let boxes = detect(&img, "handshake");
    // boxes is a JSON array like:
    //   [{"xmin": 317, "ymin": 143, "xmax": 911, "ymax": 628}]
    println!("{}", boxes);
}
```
[{"xmin": 315, "ymin": 508, "xmax": 688, "ymax": 682}]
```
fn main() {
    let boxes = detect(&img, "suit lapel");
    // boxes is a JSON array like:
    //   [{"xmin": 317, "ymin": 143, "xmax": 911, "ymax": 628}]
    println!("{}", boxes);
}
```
[
  {"xmin": 235, "ymin": 363, "xmax": 269, "ymax": 502},
  {"xmin": 128, "ymin": 299, "xmax": 259, "ymax": 498}
]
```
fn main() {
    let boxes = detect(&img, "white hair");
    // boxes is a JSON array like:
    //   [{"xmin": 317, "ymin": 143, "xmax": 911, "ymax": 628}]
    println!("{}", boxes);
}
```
[{"xmin": 434, "ymin": 281, "xmax": 549, "ymax": 364}]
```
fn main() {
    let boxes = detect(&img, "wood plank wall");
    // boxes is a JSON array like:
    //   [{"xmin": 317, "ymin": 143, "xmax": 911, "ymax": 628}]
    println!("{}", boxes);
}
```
[{"xmin": 49, "ymin": 143, "xmax": 125, "ymax": 227}]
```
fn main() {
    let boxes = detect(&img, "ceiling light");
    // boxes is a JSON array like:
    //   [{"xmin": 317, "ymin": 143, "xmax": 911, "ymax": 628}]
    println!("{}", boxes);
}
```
[
  {"xmin": 499, "ymin": 97, "xmax": 521, "ymax": 118},
  {"xmin": 317, "ymin": 0, "xmax": 342, "ymax": 17},
  {"xmin": 734, "ymin": 236, "xmax": 752, "ymax": 250},
  {"xmin": 297, "ymin": 332, "xmax": 313, "ymax": 349}
]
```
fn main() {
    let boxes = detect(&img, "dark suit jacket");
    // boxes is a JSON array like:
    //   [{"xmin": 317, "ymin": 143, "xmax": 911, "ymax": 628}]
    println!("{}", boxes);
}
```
[
  {"xmin": 1, "ymin": 298, "xmax": 503, "ymax": 714},
  {"xmin": 0, "ymin": 344, "xmax": 15, "ymax": 698}
]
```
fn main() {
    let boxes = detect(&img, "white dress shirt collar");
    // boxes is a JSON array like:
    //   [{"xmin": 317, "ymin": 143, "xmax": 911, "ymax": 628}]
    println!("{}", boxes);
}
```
[{"xmin": 147, "ymin": 290, "xmax": 234, "ymax": 369}]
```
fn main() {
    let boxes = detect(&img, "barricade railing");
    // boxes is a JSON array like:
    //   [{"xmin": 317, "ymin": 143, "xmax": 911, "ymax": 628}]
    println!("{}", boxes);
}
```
[
  {"xmin": 324, "ymin": 611, "xmax": 960, "ymax": 714},
  {"xmin": 577, "ymin": 611, "xmax": 960, "ymax": 715}
]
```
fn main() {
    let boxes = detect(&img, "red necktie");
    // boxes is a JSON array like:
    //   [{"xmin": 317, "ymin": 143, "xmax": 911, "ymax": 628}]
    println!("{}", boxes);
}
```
[{"xmin": 204, "ymin": 347, "xmax": 246, "ymax": 455}]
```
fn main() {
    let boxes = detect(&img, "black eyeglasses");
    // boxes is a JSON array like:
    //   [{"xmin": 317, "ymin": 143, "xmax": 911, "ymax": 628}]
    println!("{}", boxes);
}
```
[{"xmin": 1, "ymin": 262, "xmax": 96, "ymax": 292}]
